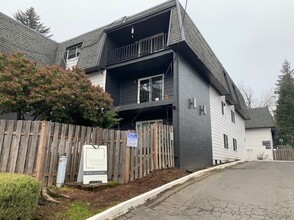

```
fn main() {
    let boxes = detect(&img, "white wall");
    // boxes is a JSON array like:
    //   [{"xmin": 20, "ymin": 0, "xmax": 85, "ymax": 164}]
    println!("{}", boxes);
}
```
[
  {"xmin": 87, "ymin": 70, "xmax": 106, "ymax": 91},
  {"xmin": 210, "ymin": 85, "xmax": 247, "ymax": 164},
  {"xmin": 246, "ymin": 128, "xmax": 273, "ymax": 160}
]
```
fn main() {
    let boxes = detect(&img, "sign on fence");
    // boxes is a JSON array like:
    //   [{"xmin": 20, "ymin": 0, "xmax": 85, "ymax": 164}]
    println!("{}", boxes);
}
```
[
  {"xmin": 127, "ymin": 132, "xmax": 138, "ymax": 147},
  {"xmin": 77, "ymin": 145, "xmax": 108, "ymax": 184}
]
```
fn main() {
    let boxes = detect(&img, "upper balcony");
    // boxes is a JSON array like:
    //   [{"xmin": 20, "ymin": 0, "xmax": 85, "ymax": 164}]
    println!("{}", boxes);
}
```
[
  {"xmin": 107, "ymin": 33, "xmax": 168, "ymax": 65},
  {"xmin": 105, "ymin": 10, "xmax": 171, "ymax": 66}
]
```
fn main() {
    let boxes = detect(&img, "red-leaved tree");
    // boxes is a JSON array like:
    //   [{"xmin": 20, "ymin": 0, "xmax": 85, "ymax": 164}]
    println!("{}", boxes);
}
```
[{"xmin": 0, "ymin": 53, "xmax": 118, "ymax": 128}]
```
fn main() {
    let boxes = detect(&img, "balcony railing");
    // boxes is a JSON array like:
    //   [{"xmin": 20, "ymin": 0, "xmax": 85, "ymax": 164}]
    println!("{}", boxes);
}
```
[{"xmin": 107, "ymin": 33, "xmax": 168, "ymax": 64}]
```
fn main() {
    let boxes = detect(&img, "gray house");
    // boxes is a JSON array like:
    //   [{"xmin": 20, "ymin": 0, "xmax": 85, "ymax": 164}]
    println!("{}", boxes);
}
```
[{"xmin": 0, "ymin": 0, "xmax": 249, "ymax": 170}]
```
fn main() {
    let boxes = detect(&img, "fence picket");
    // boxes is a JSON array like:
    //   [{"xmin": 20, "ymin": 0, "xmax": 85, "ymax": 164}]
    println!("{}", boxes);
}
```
[
  {"xmin": 0, "ymin": 120, "xmax": 6, "ymax": 157},
  {"xmin": 0, "ymin": 121, "xmax": 14, "ymax": 172},
  {"xmin": 113, "ymin": 130, "xmax": 120, "ymax": 182},
  {"xmin": 17, "ymin": 121, "xmax": 32, "ymax": 173},
  {"xmin": 107, "ymin": 129, "xmax": 114, "ymax": 180}
]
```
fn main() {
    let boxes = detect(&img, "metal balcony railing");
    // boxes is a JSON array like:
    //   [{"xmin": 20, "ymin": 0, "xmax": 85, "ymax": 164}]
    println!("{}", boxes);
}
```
[{"xmin": 107, "ymin": 33, "xmax": 168, "ymax": 64}]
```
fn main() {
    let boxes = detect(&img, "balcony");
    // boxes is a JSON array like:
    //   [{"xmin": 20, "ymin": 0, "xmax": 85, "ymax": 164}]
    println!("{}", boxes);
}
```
[{"xmin": 107, "ymin": 33, "xmax": 168, "ymax": 65}]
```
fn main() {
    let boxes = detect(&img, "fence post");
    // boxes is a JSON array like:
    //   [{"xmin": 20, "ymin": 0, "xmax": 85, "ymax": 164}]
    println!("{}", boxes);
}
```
[{"xmin": 34, "ymin": 121, "xmax": 49, "ymax": 185}]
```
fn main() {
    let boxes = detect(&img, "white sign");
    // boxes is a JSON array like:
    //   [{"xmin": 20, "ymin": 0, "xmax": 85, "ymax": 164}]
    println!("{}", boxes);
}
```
[
  {"xmin": 127, "ymin": 132, "xmax": 138, "ymax": 147},
  {"xmin": 77, "ymin": 145, "xmax": 107, "ymax": 184}
]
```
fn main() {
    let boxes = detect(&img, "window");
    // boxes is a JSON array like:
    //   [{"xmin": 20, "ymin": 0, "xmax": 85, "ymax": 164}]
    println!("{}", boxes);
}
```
[
  {"xmin": 233, "ymin": 138, "xmax": 237, "ymax": 151},
  {"xmin": 221, "ymin": 101, "xmax": 225, "ymax": 115},
  {"xmin": 66, "ymin": 43, "xmax": 82, "ymax": 60},
  {"xmin": 231, "ymin": 110, "xmax": 235, "ymax": 123},
  {"xmin": 223, "ymin": 134, "xmax": 228, "ymax": 149},
  {"xmin": 138, "ymin": 75, "xmax": 164, "ymax": 103},
  {"xmin": 136, "ymin": 120, "xmax": 163, "ymax": 131},
  {"xmin": 262, "ymin": 141, "xmax": 271, "ymax": 149}
]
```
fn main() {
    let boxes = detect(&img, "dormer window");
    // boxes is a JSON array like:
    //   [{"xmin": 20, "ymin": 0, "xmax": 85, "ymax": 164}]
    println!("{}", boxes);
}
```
[
  {"xmin": 65, "ymin": 43, "xmax": 82, "ymax": 69},
  {"xmin": 66, "ymin": 43, "xmax": 82, "ymax": 60}
]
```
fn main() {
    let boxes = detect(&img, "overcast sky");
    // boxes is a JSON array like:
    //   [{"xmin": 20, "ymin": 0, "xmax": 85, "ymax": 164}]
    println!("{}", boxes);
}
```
[{"xmin": 2, "ymin": 0, "xmax": 294, "ymax": 100}]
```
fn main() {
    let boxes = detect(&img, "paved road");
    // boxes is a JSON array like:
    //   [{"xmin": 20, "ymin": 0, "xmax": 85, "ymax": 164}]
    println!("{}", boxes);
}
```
[{"xmin": 118, "ymin": 161, "xmax": 294, "ymax": 220}]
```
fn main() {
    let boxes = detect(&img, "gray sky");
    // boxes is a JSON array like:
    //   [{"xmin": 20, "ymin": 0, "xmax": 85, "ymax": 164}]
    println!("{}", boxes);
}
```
[{"xmin": 2, "ymin": 0, "xmax": 294, "ymax": 99}]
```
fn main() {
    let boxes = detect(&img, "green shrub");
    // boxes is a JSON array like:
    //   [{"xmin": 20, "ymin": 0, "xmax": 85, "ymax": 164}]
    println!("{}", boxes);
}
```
[{"xmin": 0, "ymin": 173, "xmax": 40, "ymax": 220}]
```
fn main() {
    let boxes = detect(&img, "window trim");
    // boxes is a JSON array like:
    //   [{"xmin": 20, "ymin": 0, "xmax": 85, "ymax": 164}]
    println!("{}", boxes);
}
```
[{"xmin": 137, "ymin": 74, "xmax": 164, "ymax": 103}]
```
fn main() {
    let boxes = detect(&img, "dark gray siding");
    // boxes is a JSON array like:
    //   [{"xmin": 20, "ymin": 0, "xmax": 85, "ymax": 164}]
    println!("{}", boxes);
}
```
[
  {"xmin": 0, "ymin": 12, "xmax": 58, "ymax": 65},
  {"xmin": 175, "ymin": 55, "xmax": 212, "ymax": 170},
  {"xmin": 105, "ymin": 73, "xmax": 120, "ymax": 106}
]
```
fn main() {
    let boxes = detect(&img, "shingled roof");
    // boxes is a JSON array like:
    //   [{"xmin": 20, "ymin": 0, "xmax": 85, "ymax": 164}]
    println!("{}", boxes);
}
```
[
  {"xmin": 0, "ymin": 0, "xmax": 250, "ymax": 119},
  {"xmin": 245, "ymin": 107, "xmax": 276, "ymax": 129},
  {"xmin": 0, "ymin": 12, "xmax": 58, "ymax": 66}
]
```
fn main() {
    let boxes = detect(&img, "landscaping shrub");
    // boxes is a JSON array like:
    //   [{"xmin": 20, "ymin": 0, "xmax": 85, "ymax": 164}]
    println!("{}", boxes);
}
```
[{"xmin": 0, "ymin": 173, "xmax": 40, "ymax": 220}]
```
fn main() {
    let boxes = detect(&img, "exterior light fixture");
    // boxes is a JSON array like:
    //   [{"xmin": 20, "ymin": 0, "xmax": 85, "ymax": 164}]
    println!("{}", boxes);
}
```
[{"xmin": 131, "ymin": 26, "xmax": 135, "ymax": 38}]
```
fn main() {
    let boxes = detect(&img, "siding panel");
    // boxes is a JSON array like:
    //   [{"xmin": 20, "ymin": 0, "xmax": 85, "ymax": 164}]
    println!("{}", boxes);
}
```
[{"xmin": 210, "ymin": 85, "xmax": 246, "ymax": 164}]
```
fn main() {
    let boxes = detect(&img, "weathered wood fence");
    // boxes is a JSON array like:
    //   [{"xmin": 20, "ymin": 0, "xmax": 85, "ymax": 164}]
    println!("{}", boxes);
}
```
[
  {"xmin": 273, "ymin": 149, "xmax": 294, "ymax": 161},
  {"xmin": 0, "ymin": 120, "xmax": 174, "ymax": 186}
]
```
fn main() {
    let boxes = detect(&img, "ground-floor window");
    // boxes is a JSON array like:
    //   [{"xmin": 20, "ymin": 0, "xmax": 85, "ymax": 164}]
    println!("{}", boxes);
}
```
[
  {"xmin": 223, "ymin": 134, "xmax": 228, "ymax": 149},
  {"xmin": 136, "ymin": 119, "xmax": 163, "ymax": 131},
  {"xmin": 262, "ymin": 141, "xmax": 271, "ymax": 149},
  {"xmin": 233, "ymin": 138, "xmax": 237, "ymax": 151}
]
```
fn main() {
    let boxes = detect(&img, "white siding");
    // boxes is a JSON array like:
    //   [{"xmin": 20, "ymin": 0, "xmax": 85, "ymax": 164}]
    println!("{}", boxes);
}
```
[
  {"xmin": 246, "ymin": 128, "xmax": 273, "ymax": 160},
  {"xmin": 210, "ymin": 85, "xmax": 246, "ymax": 164},
  {"xmin": 65, "ymin": 57, "xmax": 79, "ymax": 70},
  {"xmin": 87, "ymin": 70, "xmax": 106, "ymax": 91}
]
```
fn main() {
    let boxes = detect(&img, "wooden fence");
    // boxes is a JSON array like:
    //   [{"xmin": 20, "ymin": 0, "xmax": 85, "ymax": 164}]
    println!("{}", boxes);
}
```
[
  {"xmin": 0, "ymin": 120, "xmax": 174, "ymax": 186},
  {"xmin": 273, "ymin": 149, "xmax": 294, "ymax": 161}
]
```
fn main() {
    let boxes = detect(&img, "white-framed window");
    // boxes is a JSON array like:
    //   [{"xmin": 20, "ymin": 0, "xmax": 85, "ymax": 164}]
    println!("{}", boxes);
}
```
[
  {"xmin": 66, "ymin": 43, "xmax": 82, "ymax": 60},
  {"xmin": 136, "ymin": 119, "xmax": 163, "ymax": 131},
  {"xmin": 223, "ymin": 134, "xmax": 228, "ymax": 149},
  {"xmin": 233, "ymin": 138, "xmax": 237, "ymax": 151},
  {"xmin": 137, "ymin": 74, "xmax": 164, "ymax": 103}
]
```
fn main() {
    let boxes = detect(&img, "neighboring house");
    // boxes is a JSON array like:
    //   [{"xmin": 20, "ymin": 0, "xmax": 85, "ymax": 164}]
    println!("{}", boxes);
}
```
[
  {"xmin": 0, "ymin": 0, "xmax": 250, "ymax": 170},
  {"xmin": 245, "ymin": 107, "xmax": 276, "ymax": 160}
]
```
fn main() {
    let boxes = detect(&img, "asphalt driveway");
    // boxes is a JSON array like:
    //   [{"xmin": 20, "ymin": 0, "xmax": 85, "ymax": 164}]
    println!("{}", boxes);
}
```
[{"xmin": 118, "ymin": 161, "xmax": 294, "ymax": 220}]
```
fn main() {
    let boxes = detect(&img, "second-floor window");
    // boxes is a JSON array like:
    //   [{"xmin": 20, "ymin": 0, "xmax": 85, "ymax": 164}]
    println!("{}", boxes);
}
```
[
  {"xmin": 231, "ymin": 110, "xmax": 235, "ymax": 123},
  {"xmin": 65, "ymin": 43, "xmax": 82, "ymax": 69},
  {"xmin": 221, "ymin": 101, "xmax": 225, "ymax": 115},
  {"xmin": 138, "ymin": 74, "xmax": 164, "ymax": 103}
]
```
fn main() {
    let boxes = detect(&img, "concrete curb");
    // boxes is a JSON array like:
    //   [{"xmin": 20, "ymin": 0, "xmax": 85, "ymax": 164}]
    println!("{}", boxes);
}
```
[{"xmin": 87, "ymin": 160, "xmax": 246, "ymax": 220}]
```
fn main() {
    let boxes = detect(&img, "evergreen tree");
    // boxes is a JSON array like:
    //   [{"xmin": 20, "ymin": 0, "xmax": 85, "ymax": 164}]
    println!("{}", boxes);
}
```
[
  {"xmin": 13, "ymin": 7, "xmax": 52, "ymax": 37},
  {"xmin": 274, "ymin": 60, "xmax": 294, "ymax": 145}
]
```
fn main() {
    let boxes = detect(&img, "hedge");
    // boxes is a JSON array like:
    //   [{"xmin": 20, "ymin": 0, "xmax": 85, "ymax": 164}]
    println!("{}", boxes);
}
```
[{"xmin": 0, "ymin": 173, "xmax": 40, "ymax": 220}]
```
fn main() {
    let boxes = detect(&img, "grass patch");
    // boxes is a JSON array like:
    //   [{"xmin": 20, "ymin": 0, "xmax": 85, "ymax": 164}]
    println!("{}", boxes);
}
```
[{"xmin": 54, "ymin": 202, "xmax": 93, "ymax": 220}]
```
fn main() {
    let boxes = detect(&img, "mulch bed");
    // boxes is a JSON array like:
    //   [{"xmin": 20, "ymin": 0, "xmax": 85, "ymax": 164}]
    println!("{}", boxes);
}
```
[{"xmin": 35, "ymin": 168, "xmax": 188, "ymax": 220}]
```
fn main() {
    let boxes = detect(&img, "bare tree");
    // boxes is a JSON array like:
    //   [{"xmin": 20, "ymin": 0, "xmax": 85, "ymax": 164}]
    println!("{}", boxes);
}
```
[{"xmin": 239, "ymin": 82, "xmax": 276, "ymax": 112}]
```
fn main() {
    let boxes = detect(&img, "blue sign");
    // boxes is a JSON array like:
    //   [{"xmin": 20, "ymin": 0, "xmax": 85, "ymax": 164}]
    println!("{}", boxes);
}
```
[{"xmin": 127, "ymin": 133, "xmax": 139, "ymax": 147}]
